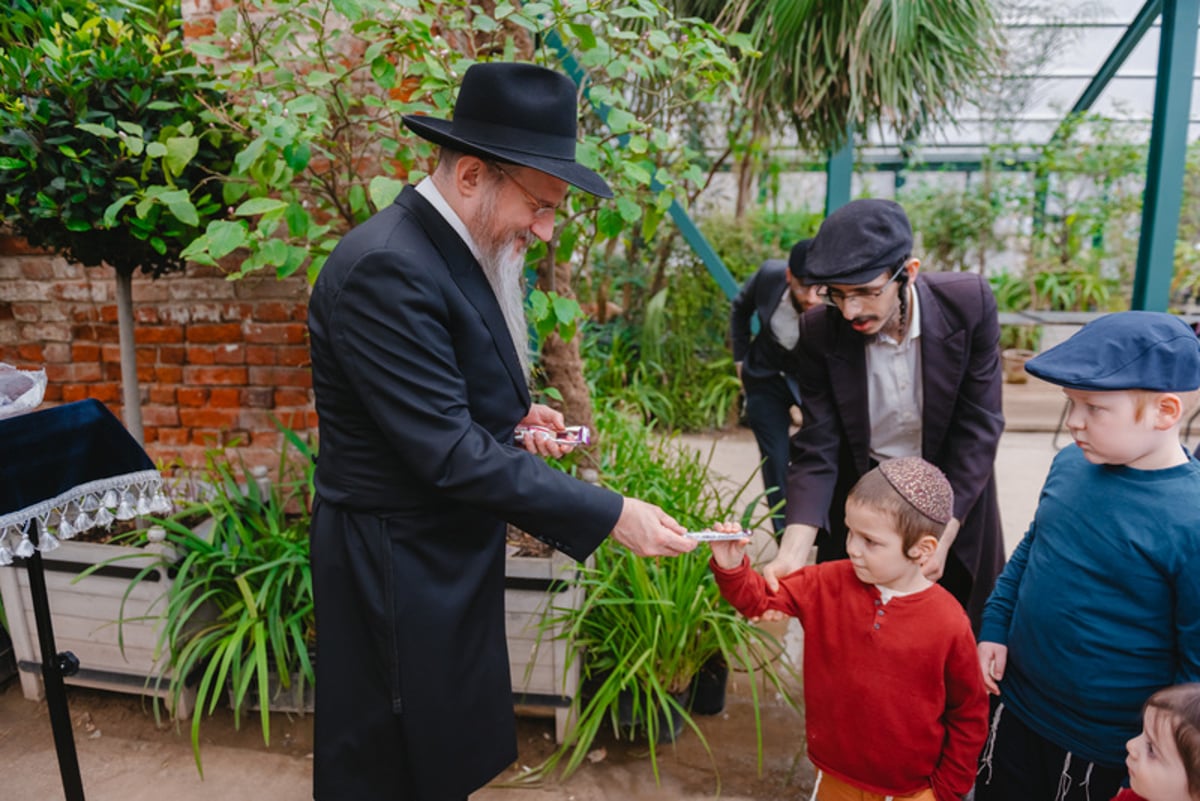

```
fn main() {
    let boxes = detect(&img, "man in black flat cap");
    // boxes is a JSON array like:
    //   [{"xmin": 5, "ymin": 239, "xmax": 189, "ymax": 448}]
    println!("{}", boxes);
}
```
[
  {"xmin": 762, "ymin": 198, "xmax": 1006, "ymax": 631},
  {"xmin": 307, "ymin": 61, "xmax": 696, "ymax": 801},
  {"xmin": 729, "ymin": 239, "xmax": 821, "ymax": 535}
]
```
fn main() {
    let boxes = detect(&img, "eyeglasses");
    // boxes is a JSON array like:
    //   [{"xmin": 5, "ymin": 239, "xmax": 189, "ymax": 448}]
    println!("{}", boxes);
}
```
[
  {"xmin": 492, "ymin": 163, "xmax": 561, "ymax": 220},
  {"xmin": 816, "ymin": 263, "xmax": 906, "ymax": 307}
]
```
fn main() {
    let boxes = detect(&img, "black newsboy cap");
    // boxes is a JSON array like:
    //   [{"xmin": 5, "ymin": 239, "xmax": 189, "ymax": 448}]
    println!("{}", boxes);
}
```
[
  {"xmin": 1025, "ymin": 311, "xmax": 1200, "ymax": 392},
  {"xmin": 805, "ymin": 199, "xmax": 913, "ymax": 285}
]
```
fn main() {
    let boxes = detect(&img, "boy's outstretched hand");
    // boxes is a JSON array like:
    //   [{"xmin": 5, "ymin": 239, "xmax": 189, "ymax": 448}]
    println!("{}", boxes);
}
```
[{"xmin": 708, "ymin": 521, "xmax": 751, "ymax": 570}]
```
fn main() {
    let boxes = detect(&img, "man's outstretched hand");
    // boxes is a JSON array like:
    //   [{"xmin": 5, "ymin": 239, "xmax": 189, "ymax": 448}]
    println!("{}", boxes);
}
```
[{"xmin": 611, "ymin": 497, "xmax": 695, "ymax": 556}]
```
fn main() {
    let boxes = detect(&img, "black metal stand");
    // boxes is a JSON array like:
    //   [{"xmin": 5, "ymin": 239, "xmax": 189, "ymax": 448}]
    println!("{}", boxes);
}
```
[{"xmin": 24, "ymin": 521, "xmax": 85, "ymax": 801}]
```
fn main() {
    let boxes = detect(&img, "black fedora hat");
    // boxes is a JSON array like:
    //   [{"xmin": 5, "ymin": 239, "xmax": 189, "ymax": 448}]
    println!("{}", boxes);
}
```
[{"xmin": 402, "ymin": 62, "xmax": 613, "ymax": 198}]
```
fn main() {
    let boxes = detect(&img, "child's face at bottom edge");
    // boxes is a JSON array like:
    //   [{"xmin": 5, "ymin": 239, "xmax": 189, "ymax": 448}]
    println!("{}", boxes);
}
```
[
  {"xmin": 843, "ymin": 502, "xmax": 922, "ymax": 589},
  {"xmin": 1126, "ymin": 707, "xmax": 1192, "ymax": 801}
]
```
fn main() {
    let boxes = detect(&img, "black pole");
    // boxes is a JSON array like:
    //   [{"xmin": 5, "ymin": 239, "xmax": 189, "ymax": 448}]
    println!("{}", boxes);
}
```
[{"xmin": 24, "ymin": 521, "xmax": 86, "ymax": 801}]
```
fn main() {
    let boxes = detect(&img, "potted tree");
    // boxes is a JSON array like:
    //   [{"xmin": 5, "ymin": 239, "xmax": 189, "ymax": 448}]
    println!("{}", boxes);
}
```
[{"xmin": 0, "ymin": 0, "xmax": 236, "ymax": 443}]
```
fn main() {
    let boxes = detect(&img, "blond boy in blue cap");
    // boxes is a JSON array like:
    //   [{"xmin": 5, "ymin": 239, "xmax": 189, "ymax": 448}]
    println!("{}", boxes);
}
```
[{"xmin": 975, "ymin": 311, "xmax": 1200, "ymax": 801}]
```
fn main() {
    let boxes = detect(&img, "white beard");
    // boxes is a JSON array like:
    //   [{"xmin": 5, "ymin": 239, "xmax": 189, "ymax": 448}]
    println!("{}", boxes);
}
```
[
  {"xmin": 479, "ymin": 244, "xmax": 531, "ymax": 380},
  {"xmin": 470, "ymin": 187, "xmax": 532, "ymax": 380}
]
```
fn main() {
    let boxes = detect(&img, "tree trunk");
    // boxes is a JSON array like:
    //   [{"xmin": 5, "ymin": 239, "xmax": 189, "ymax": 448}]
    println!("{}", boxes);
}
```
[
  {"xmin": 114, "ymin": 268, "xmax": 144, "ymax": 445},
  {"xmin": 536, "ymin": 256, "xmax": 593, "ymax": 433}
]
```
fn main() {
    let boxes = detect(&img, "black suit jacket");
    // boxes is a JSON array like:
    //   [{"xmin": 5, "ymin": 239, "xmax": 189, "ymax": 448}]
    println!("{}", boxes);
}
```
[
  {"xmin": 729, "ymin": 259, "xmax": 801, "ymax": 388},
  {"xmin": 785, "ymin": 271, "xmax": 1006, "ymax": 621},
  {"xmin": 307, "ymin": 186, "xmax": 623, "ymax": 799}
]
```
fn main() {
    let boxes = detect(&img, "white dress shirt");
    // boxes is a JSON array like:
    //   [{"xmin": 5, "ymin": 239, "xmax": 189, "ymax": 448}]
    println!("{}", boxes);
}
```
[
  {"xmin": 865, "ymin": 285, "xmax": 923, "ymax": 463},
  {"xmin": 414, "ymin": 177, "xmax": 483, "ymax": 263},
  {"xmin": 769, "ymin": 288, "xmax": 801, "ymax": 351}
]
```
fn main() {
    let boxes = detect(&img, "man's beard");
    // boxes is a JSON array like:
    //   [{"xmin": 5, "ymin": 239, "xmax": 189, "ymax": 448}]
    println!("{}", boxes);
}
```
[{"xmin": 471, "ymin": 189, "xmax": 532, "ymax": 380}]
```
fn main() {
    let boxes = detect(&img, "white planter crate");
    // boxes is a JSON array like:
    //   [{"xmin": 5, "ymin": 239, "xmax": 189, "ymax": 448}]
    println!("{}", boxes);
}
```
[
  {"xmin": 0, "ymin": 530, "xmax": 206, "ymax": 718},
  {"xmin": 504, "ymin": 549, "xmax": 586, "ymax": 743}
]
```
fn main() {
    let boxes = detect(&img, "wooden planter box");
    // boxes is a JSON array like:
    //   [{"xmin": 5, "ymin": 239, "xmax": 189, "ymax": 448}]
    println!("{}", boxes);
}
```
[
  {"xmin": 0, "ymin": 523, "xmax": 211, "ymax": 719},
  {"xmin": 505, "ymin": 549, "xmax": 586, "ymax": 743}
]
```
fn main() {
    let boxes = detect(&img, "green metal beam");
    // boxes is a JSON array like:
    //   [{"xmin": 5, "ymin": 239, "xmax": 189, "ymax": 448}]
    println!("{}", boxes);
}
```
[
  {"xmin": 545, "ymin": 32, "xmax": 741, "ymax": 301},
  {"xmin": 825, "ymin": 133, "xmax": 854, "ymax": 215},
  {"xmin": 1133, "ymin": 0, "xmax": 1200, "ymax": 310},
  {"xmin": 1035, "ymin": 0, "xmax": 1162, "ymax": 234},
  {"xmin": 1071, "ymin": 0, "xmax": 1162, "ymax": 115}
]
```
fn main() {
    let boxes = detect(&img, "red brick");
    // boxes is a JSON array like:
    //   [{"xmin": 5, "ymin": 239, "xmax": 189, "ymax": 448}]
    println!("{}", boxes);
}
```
[
  {"xmin": 182, "ymin": 17, "xmax": 215, "ymax": 39},
  {"xmin": 142, "ymin": 427, "xmax": 159, "ymax": 443},
  {"xmin": 72, "ymin": 308, "xmax": 99, "ymax": 323},
  {"xmin": 158, "ymin": 345, "xmax": 185, "ymax": 364},
  {"xmin": 276, "ymin": 346, "xmax": 310, "ymax": 367},
  {"xmin": 272, "ymin": 410, "xmax": 309, "ymax": 430},
  {"xmin": 244, "ymin": 323, "xmax": 306, "ymax": 345},
  {"xmin": 45, "ymin": 362, "xmax": 102, "ymax": 382},
  {"xmin": 0, "ymin": 302, "xmax": 12, "ymax": 322},
  {"xmin": 137, "ymin": 326, "xmax": 185, "ymax": 344},
  {"xmin": 180, "ymin": 408, "xmax": 240, "ymax": 429},
  {"xmin": 274, "ymin": 387, "xmax": 310, "ymax": 406},
  {"xmin": 17, "ymin": 343, "xmax": 44, "ymax": 362},
  {"xmin": 190, "ymin": 429, "xmax": 223, "ymax": 446},
  {"xmin": 242, "ymin": 387, "xmax": 274, "ymax": 408},
  {"xmin": 48, "ymin": 344, "xmax": 74, "ymax": 363},
  {"xmin": 135, "ymin": 365, "xmax": 154, "ymax": 383},
  {"xmin": 292, "ymin": 304, "xmax": 308, "ymax": 322},
  {"xmin": 177, "ymin": 388, "xmax": 208, "ymax": 407},
  {"xmin": 247, "ymin": 366, "xmax": 310, "ymax": 388},
  {"xmin": 251, "ymin": 431, "xmax": 282, "ymax": 449},
  {"xmin": 252, "ymin": 302, "xmax": 293, "ymax": 323},
  {"xmin": 0, "ymin": 235, "xmax": 43, "ymax": 255},
  {"xmin": 100, "ymin": 344, "xmax": 121, "ymax": 362},
  {"xmin": 102, "ymin": 362, "xmax": 122, "ymax": 381},
  {"xmin": 214, "ymin": 344, "xmax": 246, "ymax": 364},
  {"xmin": 11, "ymin": 303, "xmax": 38, "ymax": 322},
  {"xmin": 134, "ymin": 307, "xmax": 160, "ymax": 325},
  {"xmin": 157, "ymin": 428, "xmax": 190, "ymax": 446},
  {"xmin": 246, "ymin": 345, "xmax": 277, "ymax": 366},
  {"xmin": 42, "ymin": 384, "xmax": 62, "ymax": 402},
  {"xmin": 155, "ymin": 366, "xmax": 183, "ymax": 383},
  {"xmin": 185, "ymin": 366, "xmax": 248, "ymax": 385},
  {"xmin": 208, "ymin": 388, "xmax": 240, "ymax": 408},
  {"xmin": 188, "ymin": 323, "xmax": 243, "ymax": 344},
  {"xmin": 99, "ymin": 305, "xmax": 118, "ymax": 323},
  {"xmin": 186, "ymin": 345, "xmax": 216, "ymax": 365},
  {"xmin": 94, "ymin": 324, "xmax": 120, "ymax": 343},
  {"xmin": 86, "ymin": 384, "xmax": 121, "ymax": 403},
  {"xmin": 149, "ymin": 387, "xmax": 177, "ymax": 404},
  {"xmin": 143, "ymin": 406, "xmax": 180, "ymax": 427},
  {"xmin": 71, "ymin": 343, "xmax": 101, "ymax": 362},
  {"xmin": 62, "ymin": 384, "xmax": 88, "ymax": 401}
]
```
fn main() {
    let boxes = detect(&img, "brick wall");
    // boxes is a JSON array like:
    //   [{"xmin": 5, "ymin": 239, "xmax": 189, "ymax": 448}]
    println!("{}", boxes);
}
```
[{"xmin": 0, "ymin": 235, "xmax": 315, "ymax": 469}]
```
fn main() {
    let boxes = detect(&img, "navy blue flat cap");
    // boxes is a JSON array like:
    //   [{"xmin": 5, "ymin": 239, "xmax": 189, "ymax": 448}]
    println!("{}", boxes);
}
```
[
  {"xmin": 787, "ymin": 238, "xmax": 813, "ymax": 282},
  {"xmin": 1025, "ymin": 311, "xmax": 1200, "ymax": 392},
  {"xmin": 805, "ymin": 199, "xmax": 913, "ymax": 285}
]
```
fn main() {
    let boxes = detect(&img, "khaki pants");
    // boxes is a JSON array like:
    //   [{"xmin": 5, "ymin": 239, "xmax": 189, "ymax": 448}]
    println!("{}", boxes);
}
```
[{"xmin": 813, "ymin": 770, "xmax": 937, "ymax": 801}]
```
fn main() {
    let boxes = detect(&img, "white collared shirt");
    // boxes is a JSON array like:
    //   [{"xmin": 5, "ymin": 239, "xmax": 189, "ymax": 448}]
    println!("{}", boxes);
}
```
[
  {"xmin": 769, "ymin": 288, "xmax": 801, "ymax": 351},
  {"xmin": 865, "ymin": 285, "xmax": 923, "ymax": 463},
  {"xmin": 414, "ymin": 177, "xmax": 484, "ymax": 263}
]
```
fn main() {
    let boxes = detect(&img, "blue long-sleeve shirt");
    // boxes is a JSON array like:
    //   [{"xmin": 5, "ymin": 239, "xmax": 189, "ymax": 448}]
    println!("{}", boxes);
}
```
[{"xmin": 979, "ymin": 445, "xmax": 1200, "ymax": 766}]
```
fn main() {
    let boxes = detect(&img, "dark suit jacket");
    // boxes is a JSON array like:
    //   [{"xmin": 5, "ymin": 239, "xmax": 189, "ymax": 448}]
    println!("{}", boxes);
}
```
[
  {"xmin": 729, "ymin": 259, "xmax": 801, "ymax": 391},
  {"xmin": 784, "ymin": 271, "xmax": 1006, "ymax": 622},
  {"xmin": 307, "ymin": 186, "xmax": 623, "ymax": 800}
]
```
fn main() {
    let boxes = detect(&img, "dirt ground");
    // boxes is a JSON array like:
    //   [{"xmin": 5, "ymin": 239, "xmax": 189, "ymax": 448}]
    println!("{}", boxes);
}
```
[{"xmin": 0, "ymin": 653, "xmax": 814, "ymax": 800}]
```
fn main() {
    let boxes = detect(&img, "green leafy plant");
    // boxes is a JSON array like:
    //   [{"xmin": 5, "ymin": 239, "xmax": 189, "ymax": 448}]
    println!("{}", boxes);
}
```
[
  {"xmin": 95, "ymin": 424, "xmax": 317, "ymax": 773},
  {"xmin": 528, "ymin": 401, "xmax": 797, "ymax": 784},
  {"xmin": 0, "ymin": 0, "xmax": 236, "ymax": 441}
]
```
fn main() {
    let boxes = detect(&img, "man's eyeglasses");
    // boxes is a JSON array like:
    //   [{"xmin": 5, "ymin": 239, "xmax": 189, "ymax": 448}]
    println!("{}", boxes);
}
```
[
  {"xmin": 492, "ymin": 163, "xmax": 561, "ymax": 220},
  {"xmin": 816, "ymin": 263, "xmax": 906, "ymax": 307}
]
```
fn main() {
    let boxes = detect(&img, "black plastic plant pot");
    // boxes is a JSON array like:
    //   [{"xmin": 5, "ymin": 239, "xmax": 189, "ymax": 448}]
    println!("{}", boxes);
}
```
[{"xmin": 688, "ymin": 654, "xmax": 729, "ymax": 716}]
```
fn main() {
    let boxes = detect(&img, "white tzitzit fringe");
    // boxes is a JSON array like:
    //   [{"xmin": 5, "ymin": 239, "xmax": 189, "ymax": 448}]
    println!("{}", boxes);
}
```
[
  {"xmin": 1054, "ymin": 752, "xmax": 1073, "ymax": 801},
  {"xmin": 977, "ymin": 702, "xmax": 1005, "ymax": 784}
]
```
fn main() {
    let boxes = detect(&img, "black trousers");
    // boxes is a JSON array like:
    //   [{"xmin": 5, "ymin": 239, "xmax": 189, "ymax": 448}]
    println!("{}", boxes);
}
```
[
  {"xmin": 975, "ymin": 697, "xmax": 1126, "ymax": 801},
  {"xmin": 743, "ymin": 375, "xmax": 796, "ymax": 535}
]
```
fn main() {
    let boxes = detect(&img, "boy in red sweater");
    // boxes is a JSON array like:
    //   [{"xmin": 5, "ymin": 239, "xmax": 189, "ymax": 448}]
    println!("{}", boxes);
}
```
[{"xmin": 709, "ymin": 457, "xmax": 987, "ymax": 801}]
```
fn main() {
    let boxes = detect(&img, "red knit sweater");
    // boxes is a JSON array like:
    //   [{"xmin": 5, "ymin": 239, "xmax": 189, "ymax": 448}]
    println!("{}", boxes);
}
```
[
  {"xmin": 1109, "ymin": 791, "xmax": 1146, "ymax": 801},
  {"xmin": 712, "ymin": 558, "xmax": 988, "ymax": 801}
]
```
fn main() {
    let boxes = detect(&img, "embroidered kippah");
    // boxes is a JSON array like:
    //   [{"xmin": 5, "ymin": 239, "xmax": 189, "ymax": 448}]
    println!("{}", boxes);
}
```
[{"xmin": 877, "ymin": 457, "xmax": 953, "ymax": 525}]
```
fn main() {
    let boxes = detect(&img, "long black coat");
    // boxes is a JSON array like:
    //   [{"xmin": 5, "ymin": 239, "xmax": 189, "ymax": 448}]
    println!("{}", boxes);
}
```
[
  {"xmin": 784, "ymin": 272, "xmax": 1006, "ymax": 625},
  {"xmin": 307, "ymin": 186, "xmax": 623, "ymax": 800}
]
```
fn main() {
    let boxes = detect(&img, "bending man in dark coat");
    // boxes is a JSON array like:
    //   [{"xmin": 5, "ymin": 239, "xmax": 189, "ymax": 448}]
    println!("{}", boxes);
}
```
[
  {"xmin": 762, "ymin": 198, "xmax": 1005, "ymax": 630},
  {"xmin": 306, "ymin": 62, "xmax": 696, "ymax": 801},
  {"xmin": 729, "ymin": 240, "xmax": 821, "ymax": 535}
]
